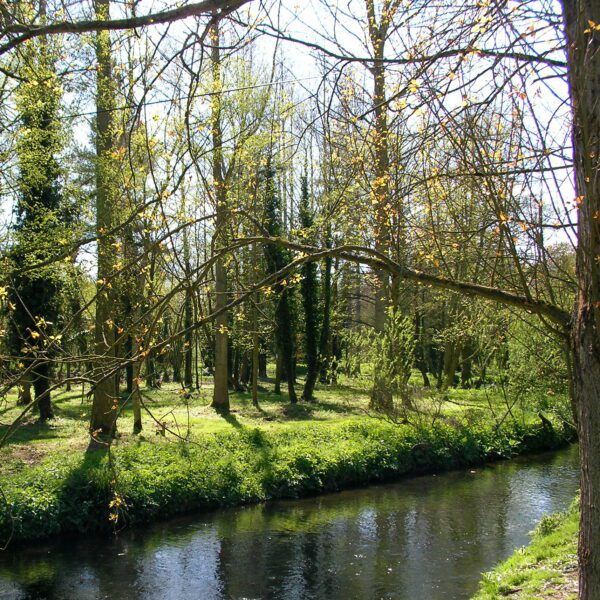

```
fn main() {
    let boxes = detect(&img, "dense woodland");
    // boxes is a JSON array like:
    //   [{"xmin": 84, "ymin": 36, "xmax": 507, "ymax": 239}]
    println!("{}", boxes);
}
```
[{"xmin": 0, "ymin": 1, "xmax": 598, "ymax": 598}]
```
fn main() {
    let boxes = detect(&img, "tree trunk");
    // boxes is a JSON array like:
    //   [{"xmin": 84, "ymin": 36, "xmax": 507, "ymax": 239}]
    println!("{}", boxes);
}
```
[
  {"xmin": 274, "ymin": 352, "xmax": 282, "ymax": 394},
  {"xmin": 460, "ymin": 341, "xmax": 473, "ymax": 388},
  {"xmin": 183, "ymin": 230, "xmax": 194, "ymax": 389},
  {"xmin": 172, "ymin": 347, "xmax": 182, "ymax": 383},
  {"xmin": 300, "ymin": 174, "xmax": 320, "ymax": 402},
  {"xmin": 65, "ymin": 361, "xmax": 72, "ymax": 392},
  {"xmin": 277, "ymin": 289, "xmax": 298, "ymax": 404},
  {"xmin": 414, "ymin": 310, "xmax": 430, "ymax": 387},
  {"xmin": 146, "ymin": 357, "xmax": 159, "ymax": 388},
  {"xmin": 442, "ymin": 342, "xmax": 461, "ymax": 390},
  {"xmin": 258, "ymin": 352, "xmax": 267, "ymax": 378},
  {"xmin": 564, "ymin": 339, "xmax": 578, "ymax": 426},
  {"xmin": 561, "ymin": 0, "xmax": 600, "ymax": 597},
  {"xmin": 33, "ymin": 363, "xmax": 53, "ymax": 421},
  {"xmin": 574, "ymin": 314, "xmax": 600, "ymax": 600},
  {"xmin": 319, "ymin": 247, "xmax": 332, "ymax": 384},
  {"xmin": 229, "ymin": 346, "xmax": 245, "ymax": 392},
  {"xmin": 17, "ymin": 375, "xmax": 32, "ymax": 406},
  {"xmin": 240, "ymin": 352, "xmax": 250, "ymax": 386},
  {"xmin": 367, "ymin": 0, "xmax": 393, "ymax": 410},
  {"xmin": 184, "ymin": 291, "xmax": 194, "ymax": 388},
  {"xmin": 90, "ymin": 0, "xmax": 119, "ymax": 440},
  {"xmin": 132, "ymin": 360, "xmax": 142, "ymax": 434},
  {"xmin": 303, "ymin": 361, "xmax": 319, "ymax": 402},
  {"xmin": 209, "ymin": 15, "xmax": 229, "ymax": 415},
  {"xmin": 125, "ymin": 335, "xmax": 134, "ymax": 394},
  {"xmin": 252, "ymin": 330, "xmax": 259, "ymax": 408}
]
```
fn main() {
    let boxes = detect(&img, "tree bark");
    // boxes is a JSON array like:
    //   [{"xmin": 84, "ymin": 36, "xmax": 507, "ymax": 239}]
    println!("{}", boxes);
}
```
[
  {"xmin": 460, "ymin": 342, "xmax": 473, "ymax": 389},
  {"xmin": 276, "ymin": 288, "xmax": 298, "ymax": 403},
  {"xmin": 209, "ymin": 15, "xmax": 229, "ymax": 414},
  {"xmin": 561, "ymin": 1, "xmax": 600, "ymax": 597},
  {"xmin": 274, "ymin": 352, "xmax": 282, "ymax": 394},
  {"xmin": 17, "ymin": 375, "xmax": 32, "ymax": 406},
  {"xmin": 125, "ymin": 335, "xmax": 133, "ymax": 394},
  {"xmin": 300, "ymin": 175, "xmax": 320, "ymax": 401},
  {"xmin": 90, "ymin": 0, "xmax": 119, "ymax": 440},
  {"xmin": 131, "ymin": 360, "xmax": 142, "ymax": 434},
  {"xmin": 318, "ymin": 245, "xmax": 332, "ymax": 383},
  {"xmin": 184, "ymin": 284, "xmax": 194, "ymax": 389},
  {"xmin": 442, "ymin": 342, "xmax": 461, "ymax": 390},
  {"xmin": 252, "ymin": 332, "xmax": 259, "ymax": 408},
  {"xmin": 258, "ymin": 352, "xmax": 267, "ymax": 378},
  {"xmin": 366, "ymin": 0, "xmax": 393, "ymax": 410},
  {"xmin": 33, "ymin": 363, "xmax": 53, "ymax": 421}
]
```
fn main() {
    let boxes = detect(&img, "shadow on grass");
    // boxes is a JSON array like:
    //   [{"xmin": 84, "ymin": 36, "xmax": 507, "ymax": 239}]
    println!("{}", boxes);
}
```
[
  {"xmin": 220, "ymin": 413, "xmax": 243, "ymax": 429},
  {"xmin": 0, "ymin": 419, "xmax": 62, "ymax": 447},
  {"xmin": 54, "ymin": 444, "xmax": 112, "ymax": 535},
  {"xmin": 318, "ymin": 380, "xmax": 371, "ymax": 394},
  {"xmin": 226, "ymin": 387, "xmax": 363, "ymax": 424}
]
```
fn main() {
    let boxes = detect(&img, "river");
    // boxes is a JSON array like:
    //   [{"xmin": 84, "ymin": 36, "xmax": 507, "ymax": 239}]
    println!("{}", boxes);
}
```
[{"xmin": 0, "ymin": 444, "xmax": 579, "ymax": 599}]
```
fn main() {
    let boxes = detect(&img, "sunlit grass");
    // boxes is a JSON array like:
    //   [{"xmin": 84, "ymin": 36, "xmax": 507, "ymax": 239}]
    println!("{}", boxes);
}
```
[
  {"xmin": 0, "ymin": 366, "xmax": 557, "ymax": 480},
  {"xmin": 473, "ymin": 500, "xmax": 579, "ymax": 599}
]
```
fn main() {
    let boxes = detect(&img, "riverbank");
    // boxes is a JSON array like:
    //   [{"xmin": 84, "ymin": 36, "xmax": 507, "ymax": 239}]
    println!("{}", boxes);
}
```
[
  {"xmin": 472, "ymin": 500, "xmax": 579, "ymax": 599},
  {"xmin": 0, "ymin": 382, "xmax": 575, "ymax": 544}
]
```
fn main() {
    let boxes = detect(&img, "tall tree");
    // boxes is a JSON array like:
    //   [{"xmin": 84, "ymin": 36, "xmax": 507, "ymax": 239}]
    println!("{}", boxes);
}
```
[
  {"xmin": 365, "ymin": 0, "xmax": 397, "ymax": 410},
  {"xmin": 210, "ymin": 14, "xmax": 230, "ymax": 414},
  {"xmin": 183, "ymin": 227, "xmax": 194, "ymax": 389},
  {"xmin": 263, "ymin": 163, "xmax": 298, "ymax": 403},
  {"xmin": 299, "ymin": 174, "xmax": 320, "ymax": 401},
  {"xmin": 90, "ymin": 0, "xmax": 119, "ymax": 439},
  {"xmin": 9, "ymin": 0, "xmax": 63, "ymax": 421},
  {"xmin": 561, "ymin": 1, "xmax": 600, "ymax": 597}
]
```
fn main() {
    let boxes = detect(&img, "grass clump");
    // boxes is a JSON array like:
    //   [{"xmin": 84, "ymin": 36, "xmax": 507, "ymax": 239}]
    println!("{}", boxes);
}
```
[{"xmin": 472, "ymin": 498, "xmax": 579, "ymax": 599}]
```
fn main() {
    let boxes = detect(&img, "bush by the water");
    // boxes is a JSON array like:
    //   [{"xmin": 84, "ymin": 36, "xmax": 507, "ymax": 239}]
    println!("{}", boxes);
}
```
[{"xmin": 0, "ymin": 414, "xmax": 575, "ymax": 544}]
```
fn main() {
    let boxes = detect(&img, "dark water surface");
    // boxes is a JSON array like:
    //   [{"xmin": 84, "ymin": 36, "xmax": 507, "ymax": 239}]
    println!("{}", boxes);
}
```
[{"xmin": 0, "ymin": 445, "xmax": 579, "ymax": 600}]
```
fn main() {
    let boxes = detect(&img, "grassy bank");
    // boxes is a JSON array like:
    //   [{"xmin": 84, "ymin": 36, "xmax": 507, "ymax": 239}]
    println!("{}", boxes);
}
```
[
  {"xmin": 0, "ymin": 377, "xmax": 575, "ymax": 544},
  {"xmin": 473, "ymin": 500, "xmax": 579, "ymax": 599}
]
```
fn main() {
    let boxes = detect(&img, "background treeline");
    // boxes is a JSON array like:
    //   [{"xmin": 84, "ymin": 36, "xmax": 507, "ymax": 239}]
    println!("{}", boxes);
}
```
[{"xmin": 0, "ymin": 0, "xmax": 574, "ymax": 434}]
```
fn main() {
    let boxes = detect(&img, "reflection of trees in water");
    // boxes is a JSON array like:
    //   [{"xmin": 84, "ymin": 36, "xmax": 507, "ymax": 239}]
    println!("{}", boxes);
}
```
[{"xmin": 0, "ymin": 449, "xmax": 578, "ymax": 599}]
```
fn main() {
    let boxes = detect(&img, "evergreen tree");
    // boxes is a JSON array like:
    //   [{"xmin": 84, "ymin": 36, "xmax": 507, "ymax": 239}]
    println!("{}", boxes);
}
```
[
  {"xmin": 263, "ymin": 163, "xmax": 297, "ymax": 403},
  {"xmin": 8, "ymin": 2, "xmax": 64, "ymax": 421},
  {"xmin": 299, "ymin": 175, "xmax": 320, "ymax": 401}
]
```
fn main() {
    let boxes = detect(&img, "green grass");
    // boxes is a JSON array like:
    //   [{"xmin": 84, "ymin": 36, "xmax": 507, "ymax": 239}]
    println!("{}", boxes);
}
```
[
  {"xmin": 472, "ymin": 500, "xmax": 579, "ymax": 599},
  {"xmin": 0, "ymin": 371, "xmax": 575, "ymax": 544}
]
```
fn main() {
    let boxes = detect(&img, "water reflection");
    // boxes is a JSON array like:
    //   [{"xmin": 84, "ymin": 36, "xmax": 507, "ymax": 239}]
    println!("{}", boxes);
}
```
[{"xmin": 0, "ymin": 445, "xmax": 579, "ymax": 600}]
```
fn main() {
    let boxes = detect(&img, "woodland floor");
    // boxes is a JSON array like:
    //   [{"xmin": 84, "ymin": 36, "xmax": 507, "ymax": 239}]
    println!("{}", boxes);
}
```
[{"xmin": 0, "ymin": 367, "xmax": 528, "ymax": 477}]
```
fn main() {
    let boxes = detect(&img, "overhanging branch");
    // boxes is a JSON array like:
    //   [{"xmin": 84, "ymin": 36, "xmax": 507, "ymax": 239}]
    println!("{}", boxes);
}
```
[{"xmin": 0, "ymin": 0, "xmax": 250, "ymax": 56}]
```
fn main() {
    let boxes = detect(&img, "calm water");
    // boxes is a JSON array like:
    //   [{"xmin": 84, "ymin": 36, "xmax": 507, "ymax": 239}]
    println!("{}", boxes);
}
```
[{"xmin": 0, "ymin": 445, "xmax": 579, "ymax": 600}]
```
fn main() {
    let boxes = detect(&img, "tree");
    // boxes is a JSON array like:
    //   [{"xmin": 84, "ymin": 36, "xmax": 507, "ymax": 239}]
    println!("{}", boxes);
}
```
[
  {"xmin": 210, "ymin": 14, "xmax": 230, "ymax": 415},
  {"xmin": 299, "ymin": 174, "xmax": 320, "ymax": 401},
  {"xmin": 90, "ymin": 0, "xmax": 120, "ymax": 440},
  {"xmin": 561, "ymin": 1, "xmax": 600, "ymax": 597},
  {"xmin": 263, "ymin": 163, "xmax": 298, "ymax": 403},
  {"xmin": 8, "ymin": 0, "xmax": 63, "ymax": 421}
]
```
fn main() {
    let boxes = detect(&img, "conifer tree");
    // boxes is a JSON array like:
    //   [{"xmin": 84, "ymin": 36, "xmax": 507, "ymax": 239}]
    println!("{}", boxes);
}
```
[
  {"xmin": 299, "ymin": 174, "xmax": 319, "ymax": 401},
  {"xmin": 263, "ymin": 164, "xmax": 297, "ymax": 403}
]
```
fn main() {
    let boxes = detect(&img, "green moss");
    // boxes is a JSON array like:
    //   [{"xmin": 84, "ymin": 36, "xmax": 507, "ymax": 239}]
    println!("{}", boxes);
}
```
[{"xmin": 472, "ymin": 498, "xmax": 579, "ymax": 599}]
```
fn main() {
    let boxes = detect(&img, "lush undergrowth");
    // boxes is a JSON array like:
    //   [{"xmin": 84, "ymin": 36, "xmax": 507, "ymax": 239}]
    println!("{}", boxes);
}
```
[
  {"xmin": 473, "ymin": 499, "xmax": 579, "ymax": 599},
  {"xmin": 0, "ymin": 399, "xmax": 575, "ymax": 544}
]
